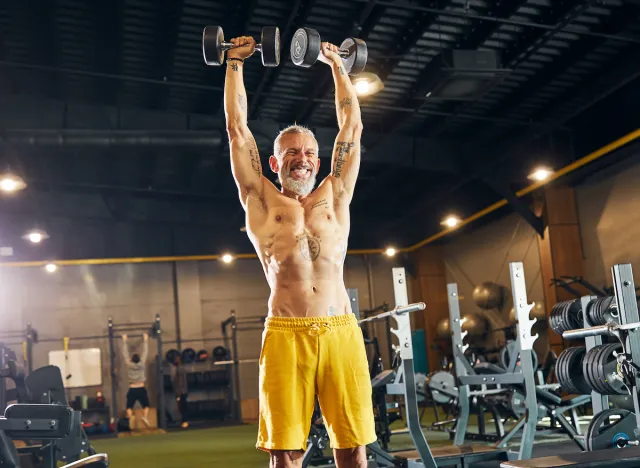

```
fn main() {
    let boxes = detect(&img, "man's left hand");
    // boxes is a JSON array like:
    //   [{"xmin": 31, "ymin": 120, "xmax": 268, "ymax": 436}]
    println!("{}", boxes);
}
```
[{"xmin": 318, "ymin": 42, "xmax": 342, "ymax": 66}]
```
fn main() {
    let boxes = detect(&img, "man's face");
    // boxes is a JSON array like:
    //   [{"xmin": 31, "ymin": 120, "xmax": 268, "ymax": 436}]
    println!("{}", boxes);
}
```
[{"xmin": 271, "ymin": 133, "xmax": 320, "ymax": 196}]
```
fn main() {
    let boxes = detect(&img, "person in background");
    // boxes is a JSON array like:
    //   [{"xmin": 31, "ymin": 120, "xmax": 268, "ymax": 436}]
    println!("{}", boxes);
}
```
[
  {"xmin": 171, "ymin": 354, "xmax": 189, "ymax": 429},
  {"xmin": 122, "ymin": 332, "xmax": 150, "ymax": 428}
]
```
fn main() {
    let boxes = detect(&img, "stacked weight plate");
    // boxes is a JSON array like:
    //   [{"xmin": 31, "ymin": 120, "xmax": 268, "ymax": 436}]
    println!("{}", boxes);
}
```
[
  {"xmin": 550, "ymin": 300, "xmax": 583, "ymax": 335},
  {"xmin": 582, "ymin": 342, "xmax": 626, "ymax": 395},
  {"xmin": 585, "ymin": 296, "xmax": 618, "ymax": 326},
  {"xmin": 555, "ymin": 346, "xmax": 591, "ymax": 394}
]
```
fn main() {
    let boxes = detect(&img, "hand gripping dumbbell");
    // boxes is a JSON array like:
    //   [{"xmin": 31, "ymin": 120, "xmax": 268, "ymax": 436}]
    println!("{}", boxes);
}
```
[
  {"xmin": 202, "ymin": 26, "xmax": 280, "ymax": 67},
  {"xmin": 290, "ymin": 27, "xmax": 367, "ymax": 76}
]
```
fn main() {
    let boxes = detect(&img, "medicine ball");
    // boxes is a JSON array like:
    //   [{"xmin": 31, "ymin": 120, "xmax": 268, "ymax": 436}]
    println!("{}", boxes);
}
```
[
  {"xmin": 212, "ymin": 346, "xmax": 230, "ymax": 361},
  {"xmin": 182, "ymin": 348, "xmax": 197, "ymax": 364},
  {"xmin": 473, "ymin": 282, "xmax": 507, "ymax": 310},
  {"xmin": 196, "ymin": 349, "xmax": 209, "ymax": 362},
  {"xmin": 165, "ymin": 349, "xmax": 181, "ymax": 364}
]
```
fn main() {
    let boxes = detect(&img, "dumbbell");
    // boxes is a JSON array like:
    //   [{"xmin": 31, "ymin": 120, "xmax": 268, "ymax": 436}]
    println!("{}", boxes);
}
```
[
  {"xmin": 290, "ymin": 27, "xmax": 367, "ymax": 76},
  {"xmin": 202, "ymin": 26, "xmax": 280, "ymax": 67}
]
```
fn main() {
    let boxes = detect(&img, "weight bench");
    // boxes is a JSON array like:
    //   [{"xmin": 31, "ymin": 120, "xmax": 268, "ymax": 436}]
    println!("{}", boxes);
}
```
[
  {"xmin": 471, "ymin": 363, "xmax": 589, "ymax": 450},
  {"xmin": 501, "ymin": 445, "xmax": 640, "ymax": 467},
  {"xmin": 0, "ymin": 403, "xmax": 108, "ymax": 467}
]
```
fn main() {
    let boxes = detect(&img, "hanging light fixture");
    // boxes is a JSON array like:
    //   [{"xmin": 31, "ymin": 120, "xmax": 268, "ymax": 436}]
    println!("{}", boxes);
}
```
[
  {"xmin": 22, "ymin": 229, "xmax": 50, "ymax": 244},
  {"xmin": 0, "ymin": 172, "xmax": 27, "ymax": 193}
]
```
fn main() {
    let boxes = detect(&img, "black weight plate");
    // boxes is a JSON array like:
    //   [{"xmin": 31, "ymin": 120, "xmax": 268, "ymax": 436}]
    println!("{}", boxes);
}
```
[
  {"xmin": 165, "ymin": 348, "xmax": 181, "ymax": 364},
  {"xmin": 568, "ymin": 347, "xmax": 590, "ymax": 394},
  {"xmin": 601, "ymin": 343, "xmax": 625, "ymax": 395},
  {"xmin": 203, "ymin": 26, "xmax": 224, "ymax": 66},
  {"xmin": 182, "ymin": 348, "xmax": 197, "ymax": 364},
  {"xmin": 557, "ymin": 347, "xmax": 579, "ymax": 394},
  {"xmin": 594, "ymin": 344, "xmax": 615, "ymax": 395},
  {"xmin": 290, "ymin": 27, "xmax": 320, "ymax": 68},
  {"xmin": 260, "ymin": 26, "xmax": 280, "ymax": 67},
  {"xmin": 584, "ymin": 345, "xmax": 607, "ymax": 395},
  {"xmin": 585, "ymin": 409, "xmax": 635, "ymax": 451},
  {"xmin": 339, "ymin": 37, "xmax": 368, "ymax": 76}
]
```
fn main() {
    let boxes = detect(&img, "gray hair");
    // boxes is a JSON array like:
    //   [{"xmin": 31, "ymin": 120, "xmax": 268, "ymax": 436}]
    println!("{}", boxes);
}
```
[{"xmin": 273, "ymin": 124, "xmax": 317, "ymax": 157}]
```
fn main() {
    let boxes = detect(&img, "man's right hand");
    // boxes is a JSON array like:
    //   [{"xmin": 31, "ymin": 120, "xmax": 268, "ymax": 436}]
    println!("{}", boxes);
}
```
[{"xmin": 227, "ymin": 36, "xmax": 256, "ymax": 60}]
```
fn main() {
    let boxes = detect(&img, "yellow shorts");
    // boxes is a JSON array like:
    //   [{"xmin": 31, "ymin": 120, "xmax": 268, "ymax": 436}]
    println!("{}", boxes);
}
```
[{"xmin": 257, "ymin": 314, "xmax": 377, "ymax": 451}]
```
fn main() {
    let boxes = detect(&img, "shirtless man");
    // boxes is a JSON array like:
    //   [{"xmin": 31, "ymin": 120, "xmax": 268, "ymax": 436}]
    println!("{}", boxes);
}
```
[{"xmin": 224, "ymin": 36, "xmax": 375, "ymax": 468}]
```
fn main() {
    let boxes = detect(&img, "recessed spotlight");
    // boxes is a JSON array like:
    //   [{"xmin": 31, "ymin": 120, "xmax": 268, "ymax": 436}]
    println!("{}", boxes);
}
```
[
  {"xmin": 528, "ymin": 166, "xmax": 554, "ymax": 181},
  {"xmin": 22, "ymin": 229, "xmax": 49, "ymax": 244},
  {"xmin": 441, "ymin": 215, "xmax": 461, "ymax": 228},
  {"xmin": 0, "ymin": 172, "xmax": 27, "ymax": 193}
]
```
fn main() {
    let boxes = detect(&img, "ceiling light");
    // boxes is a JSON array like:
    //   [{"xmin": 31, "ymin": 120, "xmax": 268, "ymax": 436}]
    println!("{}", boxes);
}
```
[
  {"xmin": 441, "ymin": 215, "xmax": 461, "ymax": 228},
  {"xmin": 353, "ymin": 72, "xmax": 384, "ymax": 97},
  {"xmin": 22, "ymin": 229, "xmax": 49, "ymax": 244},
  {"xmin": 527, "ymin": 166, "xmax": 554, "ymax": 181},
  {"xmin": 221, "ymin": 253, "xmax": 234, "ymax": 264},
  {"xmin": 384, "ymin": 247, "xmax": 397, "ymax": 257},
  {"xmin": 44, "ymin": 263, "xmax": 57, "ymax": 273},
  {"xmin": 0, "ymin": 172, "xmax": 27, "ymax": 193}
]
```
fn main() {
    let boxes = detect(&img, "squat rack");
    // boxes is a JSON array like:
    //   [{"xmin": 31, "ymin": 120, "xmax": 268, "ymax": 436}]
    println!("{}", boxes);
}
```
[
  {"xmin": 221, "ymin": 311, "xmax": 265, "ymax": 423},
  {"xmin": 107, "ymin": 314, "xmax": 165, "ymax": 434}
]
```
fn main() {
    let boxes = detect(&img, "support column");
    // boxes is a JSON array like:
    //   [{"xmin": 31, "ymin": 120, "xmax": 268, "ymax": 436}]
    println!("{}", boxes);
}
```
[
  {"xmin": 537, "ymin": 185, "xmax": 586, "ymax": 354},
  {"xmin": 412, "ymin": 246, "xmax": 449, "ymax": 372},
  {"xmin": 174, "ymin": 262, "xmax": 204, "ymax": 342}
]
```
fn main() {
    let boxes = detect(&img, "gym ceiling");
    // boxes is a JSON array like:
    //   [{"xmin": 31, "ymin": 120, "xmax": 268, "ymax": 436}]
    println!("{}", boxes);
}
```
[{"xmin": 1, "ymin": 0, "xmax": 639, "ymax": 261}]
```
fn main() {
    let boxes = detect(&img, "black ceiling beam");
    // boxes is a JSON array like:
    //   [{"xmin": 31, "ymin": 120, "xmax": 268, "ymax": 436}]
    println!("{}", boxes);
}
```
[
  {"xmin": 92, "ymin": 0, "xmax": 125, "ymax": 105},
  {"xmin": 154, "ymin": 0, "xmax": 185, "ymax": 110},
  {"xmin": 535, "ymin": 45, "xmax": 640, "ymax": 127},
  {"xmin": 293, "ymin": 0, "xmax": 385, "ymax": 123},
  {"xmin": 480, "ymin": 175, "xmax": 544, "ymax": 237},
  {"xmin": 466, "ymin": 2, "xmax": 639, "ymax": 143},
  {"xmin": 248, "ymin": 0, "xmax": 310, "ymax": 119},
  {"xmin": 387, "ymin": 0, "xmax": 580, "ymax": 137},
  {"xmin": 422, "ymin": 1, "xmax": 584, "ymax": 137},
  {"xmin": 27, "ymin": 0, "xmax": 58, "ymax": 99},
  {"xmin": 349, "ymin": 0, "xmax": 640, "ymax": 45}
]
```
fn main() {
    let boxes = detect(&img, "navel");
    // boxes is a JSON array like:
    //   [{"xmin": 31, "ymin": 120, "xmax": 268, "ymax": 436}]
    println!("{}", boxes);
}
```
[{"xmin": 275, "ymin": 215, "xmax": 282, "ymax": 222}]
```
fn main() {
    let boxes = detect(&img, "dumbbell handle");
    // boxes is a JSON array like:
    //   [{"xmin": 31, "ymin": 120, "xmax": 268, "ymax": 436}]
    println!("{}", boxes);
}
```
[
  {"xmin": 563, "ymin": 321, "xmax": 640, "ymax": 339},
  {"xmin": 221, "ymin": 42, "xmax": 263, "ymax": 52}
]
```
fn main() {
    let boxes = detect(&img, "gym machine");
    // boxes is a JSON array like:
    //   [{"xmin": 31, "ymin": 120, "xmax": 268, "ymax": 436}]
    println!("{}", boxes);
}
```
[
  {"xmin": 503, "ymin": 263, "xmax": 640, "ymax": 467},
  {"xmin": 107, "ymin": 314, "xmax": 165, "ymax": 434}
]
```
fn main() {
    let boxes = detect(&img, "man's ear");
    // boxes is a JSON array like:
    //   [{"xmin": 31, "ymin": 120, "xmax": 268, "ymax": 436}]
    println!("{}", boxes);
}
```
[{"xmin": 269, "ymin": 155, "xmax": 279, "ymax": 173}]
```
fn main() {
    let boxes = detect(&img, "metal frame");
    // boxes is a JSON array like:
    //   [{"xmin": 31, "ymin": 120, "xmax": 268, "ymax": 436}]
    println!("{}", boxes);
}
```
[
  {"xmin": 107, "ymin": 315, "xmax": 165, "ymax": 435},
  {"xmin": 221, "ymin": 311, "xmax": 266, "ymax": 423}
]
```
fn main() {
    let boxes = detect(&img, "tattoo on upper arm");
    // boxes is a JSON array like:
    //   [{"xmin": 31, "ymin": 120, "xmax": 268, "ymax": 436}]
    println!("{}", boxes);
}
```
[
  {"xmin": 332, "ymin": 141, "xmax": 355, "ymax": 178},
  {"xmin": 339, "ymin": 98, "xmax": 352, "ymax": 110},
  {"xmin": 238, "ymin": 94, "xmax": 247, "ymax": 114},
  {"xmin": 249, "ymin": 140, "xmax": 261, "ymax": 176}
]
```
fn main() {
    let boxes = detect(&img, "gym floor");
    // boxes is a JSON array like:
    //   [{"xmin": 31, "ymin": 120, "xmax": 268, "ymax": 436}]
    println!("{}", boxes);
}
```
[{"xmin": 90, "ymin": 418, "xmax": 581, "ymax": 467}]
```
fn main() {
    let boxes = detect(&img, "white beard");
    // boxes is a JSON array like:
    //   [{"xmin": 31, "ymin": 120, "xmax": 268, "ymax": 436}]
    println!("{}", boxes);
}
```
[{"xmin": 281, "ymin": 170, "xmax": 317, "ymax": 196}]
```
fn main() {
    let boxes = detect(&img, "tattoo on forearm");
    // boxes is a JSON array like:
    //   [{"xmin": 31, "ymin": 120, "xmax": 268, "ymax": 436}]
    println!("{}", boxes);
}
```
[
  {"xmin": 339, "ymin": 98, "xmax": 352, "ymax": 110},
  {"xmin": 231, "ymin": 63, "xmax": 239, "ymax": 72},
  {"xmin": 298, "ymin": 234, "xmax": 321, "ymax": 261},
  {"xmin": 249, "ymin": 140, "xmax": 261, "ymax": 176},
  {"xmin": 332, "ymin": 141, "xmax": 355, "ymax": 178},
  {"xmin": 238, "ymin": 94, "xmax": 247, "ymax": 114},
  {"xmin": 339, "ymin": 66, "xmax": 345, "ymax": 75},
  {"xmin": 311, "ymin": 199, "xmax": 328, "ymax": 210}
]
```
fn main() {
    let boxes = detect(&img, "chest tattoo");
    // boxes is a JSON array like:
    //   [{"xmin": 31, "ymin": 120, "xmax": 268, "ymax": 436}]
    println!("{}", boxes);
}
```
[{"xmin": 297, "ymin": 234, "xmax": 321, "ymax": 261}]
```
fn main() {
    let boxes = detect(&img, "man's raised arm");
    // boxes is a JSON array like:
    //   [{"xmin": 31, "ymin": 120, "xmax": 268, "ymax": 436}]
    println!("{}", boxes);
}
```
[
  {"xmin": 321, "ymin": 43, "xmax": 363, "ymax": 205},
  {"xmin": 224, "ymin": 36, "xmax": 264, "ymax": 209}
]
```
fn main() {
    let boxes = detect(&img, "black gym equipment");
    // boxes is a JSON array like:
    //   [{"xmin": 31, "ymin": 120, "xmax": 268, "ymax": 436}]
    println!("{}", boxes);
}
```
[
  {"xmin": 202, "ymin": 25, "xmax": 280, "ymax": 67},
  {"xmin": 555, "ymin": 347, "xmax": 591, "ymax": 395},
  {"xmin": 290, "ymin": 27, "xmax": 368, "ymax": 75}
]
